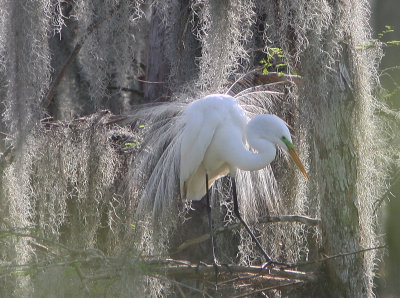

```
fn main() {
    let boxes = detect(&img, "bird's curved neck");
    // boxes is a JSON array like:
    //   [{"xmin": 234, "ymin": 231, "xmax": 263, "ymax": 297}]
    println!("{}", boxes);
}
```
[{"xmin": 233, "ymin": 136, "xmax": 276, "ymax": 172}]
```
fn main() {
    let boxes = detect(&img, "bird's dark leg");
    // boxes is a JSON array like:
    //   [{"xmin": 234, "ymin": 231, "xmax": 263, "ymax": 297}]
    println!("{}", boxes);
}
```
[
  {"xmin": 231, "ymin": 176, "xmax": 272, "ymax": 264},
  {"xmin": 206, "ymin": 173, "xmax": 219, "ymax": 283}
]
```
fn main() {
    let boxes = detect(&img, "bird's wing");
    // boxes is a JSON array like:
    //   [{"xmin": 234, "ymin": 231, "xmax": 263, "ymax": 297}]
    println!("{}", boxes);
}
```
[{"xmin": 179, "ymin": 106, "xmax": 217, "ymax": 198}]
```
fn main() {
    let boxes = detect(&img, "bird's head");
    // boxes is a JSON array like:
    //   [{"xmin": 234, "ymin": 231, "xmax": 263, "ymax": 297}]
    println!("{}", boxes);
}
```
[
  {"xmin": 273, "ymin": 116, "xmax": 308, "ymax": 181},
  {"xmin": 248, "ymin": 114, "xmax": 309, "ymax": 180}
]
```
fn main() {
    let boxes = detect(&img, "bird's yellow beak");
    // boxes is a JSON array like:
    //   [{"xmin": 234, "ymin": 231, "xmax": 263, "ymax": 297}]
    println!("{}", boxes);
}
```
[{"xmin": 288, "ymin": 147, "xmax": 309, "ymax": 180}]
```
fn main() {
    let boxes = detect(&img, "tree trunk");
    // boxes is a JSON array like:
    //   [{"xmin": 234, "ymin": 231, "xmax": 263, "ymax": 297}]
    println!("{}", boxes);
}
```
[
  {"xmin": 311, "ymin": 61, "xmax": 370, "ymax": 296},
  {"xmin": 144, "ymin": 6, "xmax": 170, "ymax": 101},
  {"xmin": 297, "ymin": 2, "xmax": 381, "ymax": 294}
]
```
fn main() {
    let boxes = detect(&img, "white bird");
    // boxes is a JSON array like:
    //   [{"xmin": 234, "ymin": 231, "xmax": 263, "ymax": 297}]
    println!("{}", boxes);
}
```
[{"xmin": 179, "ymin": 94, "xmax": 308, "ymax": 263}]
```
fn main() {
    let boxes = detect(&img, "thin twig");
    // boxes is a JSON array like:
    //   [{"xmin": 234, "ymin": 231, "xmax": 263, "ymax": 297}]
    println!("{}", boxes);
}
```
[
  {"xmin": 235, "ymin": 90, "xmax": 284, "ymax": 99},
  {"xmin": 135, "ymin": 78, "xmax": 165, "ymax": 84},
  {"xmin": 42, "ymin": 43, "xmax": 83, "ymax": 109},
  {"xmin": 150, "ymin": 274, "xmax": 213, "ymax": 298},
  {"xmin": 233, "ymin": 281, "xmax": 304, "ymax": 298},
  {"xmin": 0, "ymin": 145, "xmax": 13, "ymax": 162},
  {"xmin": 0, "ymin": 229, "xmax": 75, "ymax": 253},
  {"xmin": 173, "ymin": 215, "xmax": 320, "ymax": 253},
  {"xmin": 284, "ymin": 245, "xmax": 387, "ymax": 269}
]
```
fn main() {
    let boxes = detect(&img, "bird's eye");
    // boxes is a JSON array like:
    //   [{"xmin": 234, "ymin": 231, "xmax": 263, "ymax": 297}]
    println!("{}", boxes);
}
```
[{"xmin": 281, "ymin": 136, "xmax": 294, "ymax": 149}]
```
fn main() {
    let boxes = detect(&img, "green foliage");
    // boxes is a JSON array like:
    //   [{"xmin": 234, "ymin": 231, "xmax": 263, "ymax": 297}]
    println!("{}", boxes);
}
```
[
  {"xmin": 260, "ymin": 47, "xmax": 286, "ymax": 75},
  {"xmin": 358, "ymin": 25, "xmax": 400, "ymax": 50},
  {"xmin": 386, "ymin": 40, "xmax": 400, "ymax": 46},
  {"xmin": 124, "ymin": 140, "xmax": 140, "ymax": 147},
  {"xmin": 122, "ymin": 125, "xmax": 144, "ymax": 152},
  {"xmin": 123, "ymin": 139, "xmax": 141, "ymax": 153},
  {"xmin": 378, "ymin": 25, "xmax": 395, "ymax": 39},
  {"xmin": 379, "ymin": 25, "xmax": 400, "ymax": 47},
  {"xmin": 260, "ymin": 47, "xmax": 298, "ymax": 76},
  {"xmin": 376, "ymin": 26, "xmax": 400, "ymax": 103}
]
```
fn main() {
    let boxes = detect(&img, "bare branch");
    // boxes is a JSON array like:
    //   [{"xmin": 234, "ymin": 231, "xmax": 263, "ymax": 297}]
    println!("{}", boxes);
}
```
[
  {"xmin": 233, "ymin": 281, "xmax": 304, "ymax": 298},
  {"xmin": 285, "ymin": 245, "xmax": 387, "ymax": 269},
  {"xmin": 174, "ymin": 215, "xmax": 320, "ymax": 253},
  {"xmin": 148, "ymin": 259, "xmax": 316, "ymax": 282},
  {"xmin": 42, "ymin": 43, "xmax": 83, "ymax": 109}
]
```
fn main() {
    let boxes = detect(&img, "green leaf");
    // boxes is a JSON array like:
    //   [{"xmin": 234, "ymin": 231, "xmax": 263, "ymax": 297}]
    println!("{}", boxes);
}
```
[
  {"xmin": 125, "ymin": 140, "xmax": 140, "ymax": 147},
  {"xmin": 12, "ymin": 270, "xmax": 30, "ymax": 276},
  {"xmin": 276, "ymin": 63, "xmax": 287, "ymax": 69},
  {"xmin": 387, "ymin": 40, "xmax": 400, "ymax": 46}
]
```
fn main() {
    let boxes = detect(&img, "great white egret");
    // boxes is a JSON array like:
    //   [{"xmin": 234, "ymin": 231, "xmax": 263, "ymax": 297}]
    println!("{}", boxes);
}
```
[{"xmin": 180, "ymin": 94, "xmax": 308, "ymax": 263}]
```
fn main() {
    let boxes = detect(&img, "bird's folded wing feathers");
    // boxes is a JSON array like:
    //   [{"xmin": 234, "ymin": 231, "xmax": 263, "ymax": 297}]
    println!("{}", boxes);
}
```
[{"xmin": 179, "ymin": 109, "xmax": 217, "ymax": 197}]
